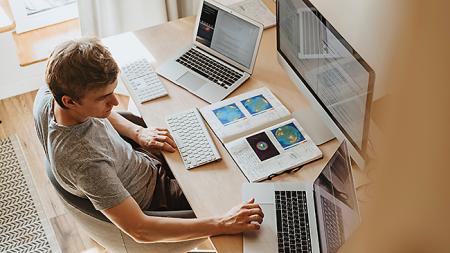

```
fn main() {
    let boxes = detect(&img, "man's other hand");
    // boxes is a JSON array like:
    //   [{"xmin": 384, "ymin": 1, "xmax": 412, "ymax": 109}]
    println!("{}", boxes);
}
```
[
  {"xmin": 136, "ymin": 127, "xmax": 177, "ymax": 152},
  {"xmin": 219, "ymin": 198, "xmax": 264, "ymax": 234}
]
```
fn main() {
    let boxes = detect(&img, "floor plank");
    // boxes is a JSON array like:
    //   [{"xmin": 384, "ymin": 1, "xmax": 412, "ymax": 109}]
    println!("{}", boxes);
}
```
[{"xmin": 51, "ymin": 213, "xmax": 94, "ymax": 253}]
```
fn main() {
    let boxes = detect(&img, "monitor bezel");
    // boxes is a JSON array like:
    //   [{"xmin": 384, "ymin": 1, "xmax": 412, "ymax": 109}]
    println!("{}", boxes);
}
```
[{"xmin": 276, "ymin": 0, "xmax": 375, "ymax": 158}]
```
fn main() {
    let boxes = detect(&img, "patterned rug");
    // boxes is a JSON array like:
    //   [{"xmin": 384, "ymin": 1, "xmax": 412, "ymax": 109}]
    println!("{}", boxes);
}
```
[{"xmin": 0, "ymin": 135, "xmax": 60, "ymax": 253}]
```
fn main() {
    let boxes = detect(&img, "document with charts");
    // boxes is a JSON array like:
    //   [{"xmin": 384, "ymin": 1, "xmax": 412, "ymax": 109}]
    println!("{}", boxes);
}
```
[{"xmin": 200, "ymin": 87, "xmax": 322, "ymax": 182}]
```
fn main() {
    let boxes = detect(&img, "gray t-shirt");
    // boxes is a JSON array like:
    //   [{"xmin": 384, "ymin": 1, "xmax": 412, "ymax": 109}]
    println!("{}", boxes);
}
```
[{"xmin": 33, "ymin": 86, "xmax": 157, "ymax": 210}]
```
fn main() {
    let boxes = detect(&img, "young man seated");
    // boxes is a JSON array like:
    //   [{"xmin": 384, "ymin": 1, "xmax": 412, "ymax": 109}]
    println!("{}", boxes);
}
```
[{"xmin": 33, "ymin": 38, "xmax": 263, "ymax": 243}]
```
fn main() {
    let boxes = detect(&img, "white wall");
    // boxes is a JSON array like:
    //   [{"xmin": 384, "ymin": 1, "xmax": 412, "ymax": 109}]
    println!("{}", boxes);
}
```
[
  {"xmin": 309, "ymin": 0, "xmax": 401, "ymax": 99},
  {"xmin": 0, "ymin": 32, "xmax": 46, "ymax": 100},
  {"xmin": 178, "ymin": 0, "xmax": 202, "ymax": 18},
  {"xmin": 78, "ymin": 0, "xmax": 169, "ymax": 38}
]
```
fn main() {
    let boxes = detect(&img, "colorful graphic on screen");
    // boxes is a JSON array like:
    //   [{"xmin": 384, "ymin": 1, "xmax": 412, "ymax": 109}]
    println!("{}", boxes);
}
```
[
  {"xmin": 246, "ymin": 132, "xmax": 280, "ymax": 161},
  {"xmin": 196, "ymin": 2, "xmax": 217, "ymax": 47},
  {"xmin": 213, "ymin": 103, "xmax": 246, "ymax": 125},
  {"xmin": 271, "ymin": 122, "xmax": 305, "ymax": 149},
  {"xmin": 241, "ymin": 95, "xmax": 273, "ymax": 115}
]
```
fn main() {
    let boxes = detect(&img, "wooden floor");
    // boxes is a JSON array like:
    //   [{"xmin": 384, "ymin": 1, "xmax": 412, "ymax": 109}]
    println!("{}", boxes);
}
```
[{"xmin": 0, "ymin": 91, "xmax": 215, "ymax": 252}]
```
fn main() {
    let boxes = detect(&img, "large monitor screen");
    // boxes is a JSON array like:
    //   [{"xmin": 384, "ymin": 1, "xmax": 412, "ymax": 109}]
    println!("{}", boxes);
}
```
[
  {"xmin": 196, "ymin": 1, "xmax": 260, "ymax": 69},
  {"xmin": 277, "ymin": 0, "xmax": 374, "ymax": 155}
]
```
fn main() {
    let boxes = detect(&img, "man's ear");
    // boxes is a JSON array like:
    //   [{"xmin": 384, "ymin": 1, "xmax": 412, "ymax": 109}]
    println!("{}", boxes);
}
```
[{"xmin": 61, "ymin": 95, "xmax": 79, "ymax": 109}]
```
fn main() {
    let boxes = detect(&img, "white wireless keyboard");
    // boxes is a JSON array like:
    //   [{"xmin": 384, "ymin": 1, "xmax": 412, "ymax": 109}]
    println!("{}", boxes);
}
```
[
  {"xmin": 121, "ymin": 58, "xmax": 168, "ymax": 103},
  {"xmin": 166, "ymin": 108, "xmax": 221, "ymax": 169}
]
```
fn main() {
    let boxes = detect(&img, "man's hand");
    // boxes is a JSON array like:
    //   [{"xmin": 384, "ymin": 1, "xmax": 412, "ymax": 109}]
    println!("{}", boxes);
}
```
[
  {"xmin": 218, "ymin": 198, "xmax": 264, "ymax": 234},
  {"xmin": 136, "ymin": 127, "xmax": 177, "ymax": 152}
]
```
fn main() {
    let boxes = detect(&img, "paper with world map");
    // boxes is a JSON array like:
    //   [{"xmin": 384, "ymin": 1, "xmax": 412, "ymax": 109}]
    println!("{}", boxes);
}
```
[
  {"xmin": 200, "ymin": 87, "xmax": 322, "ymax": 182},
  {"xmin": 200, "ymin": 87, "xmax": 291, "ymax": 143},
  {"xmin": 225, "ymin": 118, "xmax": 322, "ymax": 182}
]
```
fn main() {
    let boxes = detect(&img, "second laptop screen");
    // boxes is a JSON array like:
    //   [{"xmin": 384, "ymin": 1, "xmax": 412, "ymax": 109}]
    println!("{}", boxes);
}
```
[{"xmin": 196, "ymin": 2, "xmax": 260, "ymax": 69}]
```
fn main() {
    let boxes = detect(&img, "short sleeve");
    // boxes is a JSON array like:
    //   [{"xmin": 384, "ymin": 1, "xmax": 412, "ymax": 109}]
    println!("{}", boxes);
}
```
[
  {"xmin": 33, "ymin": 86, "xmax": 53, "ymax": 156},
  {"xmin": 75, "ymin": 158, "xmax": 130, "ymax": 210}
]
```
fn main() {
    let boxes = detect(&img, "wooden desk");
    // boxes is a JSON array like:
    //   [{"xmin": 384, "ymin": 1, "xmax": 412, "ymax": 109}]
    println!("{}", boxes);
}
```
[{"xmin": 121, "ymin": 1, "xmax": 364, "ymax": 252}]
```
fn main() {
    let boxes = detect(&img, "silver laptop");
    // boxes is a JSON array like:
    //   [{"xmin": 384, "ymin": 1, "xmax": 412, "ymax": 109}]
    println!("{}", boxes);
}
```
[
  {"xmin": 243, "ymin": 141, "xmax": 360, "ymax": 253},
  {"xmin": 157, "ymin": 0, "xmax": 264, "ymax": 103}
]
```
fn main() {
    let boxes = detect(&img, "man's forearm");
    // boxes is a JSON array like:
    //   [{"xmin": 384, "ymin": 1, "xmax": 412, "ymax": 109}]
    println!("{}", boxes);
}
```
[
  {"xmin": 132, "ymin": 216, "xmax": 225, "ymax": 243},
  {"xmin": 107, "ymin": 111, "xmax": 142, "ymax": 143},
  {"xmin": 104, "ymin": 197, "xmax": 261, "ymax": 244}
]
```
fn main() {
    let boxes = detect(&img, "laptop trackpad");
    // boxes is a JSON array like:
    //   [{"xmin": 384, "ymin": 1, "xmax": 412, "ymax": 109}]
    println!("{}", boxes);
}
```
[
  {"xmin": 177, "ymin": 72, "xmax": 206, "ymax": 91},
  {"xmin": 244, "ymin": 204, "xmax": 277, "ymax": 253}
]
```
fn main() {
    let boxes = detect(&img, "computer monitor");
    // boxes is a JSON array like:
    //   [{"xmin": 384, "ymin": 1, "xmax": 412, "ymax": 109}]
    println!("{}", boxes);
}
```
[{"xmin": 277, "ymin": 0, "xmax": 375, "ymax": 168}]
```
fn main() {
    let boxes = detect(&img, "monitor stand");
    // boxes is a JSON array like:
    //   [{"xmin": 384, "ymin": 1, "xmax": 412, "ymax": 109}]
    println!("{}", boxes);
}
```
[{"xmin": 292, "ymin": 107, "xmax": 335, "ymax": 145}]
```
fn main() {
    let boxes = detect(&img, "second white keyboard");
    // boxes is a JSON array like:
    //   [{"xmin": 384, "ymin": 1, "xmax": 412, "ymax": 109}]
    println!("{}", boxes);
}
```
[
  {"xmin": 166, "ymin": 108, "xmax": 221, "ymax": 169},
  {"xmin": 121, "ymin": 58, "xmax": 168, "ymax": 103}
]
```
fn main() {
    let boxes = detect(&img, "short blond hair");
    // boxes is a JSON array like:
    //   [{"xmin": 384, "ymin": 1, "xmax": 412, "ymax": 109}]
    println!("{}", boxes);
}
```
[{"xmin": 45, "ymin": 38, "xmax": 119, "ymax": 108}]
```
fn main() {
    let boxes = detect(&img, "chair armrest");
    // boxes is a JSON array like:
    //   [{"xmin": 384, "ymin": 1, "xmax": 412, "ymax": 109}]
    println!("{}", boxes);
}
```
[{"xmin": 144, "ymin": 210, "xmax": 196, "ymax": 219}]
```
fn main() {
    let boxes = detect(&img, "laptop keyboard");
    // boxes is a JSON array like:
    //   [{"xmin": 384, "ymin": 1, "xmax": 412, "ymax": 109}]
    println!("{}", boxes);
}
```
[
  {"xmin": 321, "ymin": 196, "xmax": 345, "ymax": 253},
  {"xmin": 176, "ymin": 48, "xmax": 243, "ymax": 89},
  {"xmin": 275, "ymin": 191, "xmax": 312, "ymax": 253}
]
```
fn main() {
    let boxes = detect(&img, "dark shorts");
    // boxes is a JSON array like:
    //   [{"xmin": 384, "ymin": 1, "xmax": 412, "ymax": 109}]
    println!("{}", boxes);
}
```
[
  {"xmin": 118, "ymin": 111, "xmax": 191, "ymax": 211},
  {"xmin": 139, "ymin": 148, "xmax": 191, "ymax": 211}
]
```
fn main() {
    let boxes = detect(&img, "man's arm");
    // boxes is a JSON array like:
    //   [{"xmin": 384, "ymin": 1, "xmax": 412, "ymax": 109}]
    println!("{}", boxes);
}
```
[
  {"xmin": 102, "ymin": 196, "xmax": 264, "ymax": 243},
  {"xmin": 107, "ymin": 111, "xmax": 176, "ymax": 152},
  {"xmin": 107, "ymin": 111, "xmax": 142, "ymax": 142}
]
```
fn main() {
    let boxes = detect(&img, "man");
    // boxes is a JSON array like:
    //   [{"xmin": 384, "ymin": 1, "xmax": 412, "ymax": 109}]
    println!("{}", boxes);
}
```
[{"xmin": 33, "ymin": 38, "xmax": 263, "ymax": 243}]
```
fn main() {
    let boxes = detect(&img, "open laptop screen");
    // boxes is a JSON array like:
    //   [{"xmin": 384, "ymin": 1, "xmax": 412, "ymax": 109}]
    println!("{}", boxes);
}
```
[
  {"xmin": 313, "ymin": 141, "xmax": 359, "ymax": 253},
  {"xmin": 196, "ymin": 1, "xmax": 260, "ymax": 69}
]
